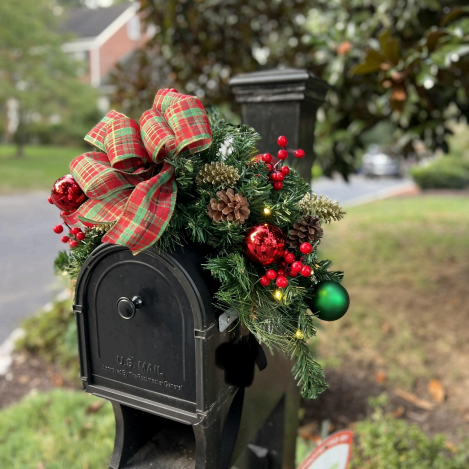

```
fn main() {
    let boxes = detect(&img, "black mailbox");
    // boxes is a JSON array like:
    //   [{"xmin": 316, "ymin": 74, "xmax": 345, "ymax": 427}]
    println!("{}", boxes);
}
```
[{"xmin": 74, "ymin": 243, "xmax": 299, "ymax": 468}]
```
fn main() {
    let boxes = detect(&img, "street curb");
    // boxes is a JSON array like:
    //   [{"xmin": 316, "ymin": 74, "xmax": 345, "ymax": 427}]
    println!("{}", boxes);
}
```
[{"xmin": 0, "ymin": 328, "xmax": 25, "ymax": 376}]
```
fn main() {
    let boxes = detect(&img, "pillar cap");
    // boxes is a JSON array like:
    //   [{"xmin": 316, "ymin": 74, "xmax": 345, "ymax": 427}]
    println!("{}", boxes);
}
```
[{"xmin": 230, "ymin": 68, "xmax": 328, "ymax": 104}]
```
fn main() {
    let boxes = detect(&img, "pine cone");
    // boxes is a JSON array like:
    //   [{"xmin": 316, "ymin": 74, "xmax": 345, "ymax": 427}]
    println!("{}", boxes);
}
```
[
  {"xmin": 208, "ymin": 188, "xmax": 250, "ymax": 224},
  {"xmin": 287, "ymin": 215, "xmax": 323, "ymax": 249},
  {"xmin": 196, "ymin": 162, "xmax": 240, "ymax": 189}
]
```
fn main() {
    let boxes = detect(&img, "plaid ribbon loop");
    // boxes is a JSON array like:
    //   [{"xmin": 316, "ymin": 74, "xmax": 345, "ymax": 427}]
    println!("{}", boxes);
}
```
[{"xmin": 63, "ymin": 89, "xmax": 212, "ymax": 254}]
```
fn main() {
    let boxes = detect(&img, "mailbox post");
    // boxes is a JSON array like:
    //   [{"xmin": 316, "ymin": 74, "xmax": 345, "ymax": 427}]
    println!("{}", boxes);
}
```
[{"xmin": 229, "ymin": 68, "xmax": 328, "ymax": 182}]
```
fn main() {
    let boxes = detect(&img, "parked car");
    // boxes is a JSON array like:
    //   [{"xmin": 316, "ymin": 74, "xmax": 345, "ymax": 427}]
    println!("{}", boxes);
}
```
[{"xmin": 362, "ymin": 146, "xmax": 402, "ymax": 177}]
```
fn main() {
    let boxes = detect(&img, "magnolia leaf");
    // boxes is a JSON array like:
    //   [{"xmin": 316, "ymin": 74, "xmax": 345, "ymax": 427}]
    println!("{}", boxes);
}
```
[
  {"xmin": 441, "ymin": 6, "xmax": 469, "ymax": 27},
  {"xmin": 426, "ymin": 29, "xmax": 447, "ymax": 52},
  {"xmin": 379, "ymin": 30, "xmax": 400, "ymax": 65},
  {"xmin": 351, "ymin": 49, "xmax": 385, "ymax": 75}
]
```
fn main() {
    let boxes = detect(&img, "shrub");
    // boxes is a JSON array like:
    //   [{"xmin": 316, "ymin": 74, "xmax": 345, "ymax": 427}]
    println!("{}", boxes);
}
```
[{"xmin": 411, "ymin": 157, "xmax": 469, "ymax": 189}]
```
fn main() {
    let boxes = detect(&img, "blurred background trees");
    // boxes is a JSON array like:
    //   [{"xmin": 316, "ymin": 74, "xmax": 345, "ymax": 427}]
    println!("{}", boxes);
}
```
[
  {"xmin": 111, "ymin": 0, "xmax": 469, "ymax": 178},
  {"xmin": 0, "ymin": 0, "xmax": 97, "ymax": 157}
]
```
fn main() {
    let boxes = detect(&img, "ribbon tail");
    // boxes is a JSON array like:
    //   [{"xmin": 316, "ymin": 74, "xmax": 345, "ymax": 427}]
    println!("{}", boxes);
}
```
[{"xmin": 103, "ymin": 162, "xmax": 177, "ymax": 254}]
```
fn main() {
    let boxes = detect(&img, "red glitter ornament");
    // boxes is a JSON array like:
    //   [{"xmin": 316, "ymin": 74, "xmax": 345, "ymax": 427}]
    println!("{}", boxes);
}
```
[
  {"xmin": 277, "ymin": 136, "xmax": 288, "ymax": 147},
  {"xmin": 260, "ymin": 276, "xmax": 271, "ymax": 287},
  {"xmin": 276, "ymin": 276, "xmax": 288, "ymax": 288},
  {"xmin": 244, "ymin": 223, "xmax": 286, "ymax": 266},
  {"xmin": 51, "ymin": 175, "xmax": 87, "ymax": 211},
  {"xmin": 294, "ymin": 149, "xmax": 305, "ymax": 159},
  {"xmin": 48, "ymin": 196, "xmax": 54, "ymax": 205}
]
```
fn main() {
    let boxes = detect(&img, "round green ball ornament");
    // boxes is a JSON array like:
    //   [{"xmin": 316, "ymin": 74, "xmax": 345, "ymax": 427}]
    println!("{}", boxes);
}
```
[{"xmin": 309, "ymin": 281, "xmax": 350, "ymax": 321}]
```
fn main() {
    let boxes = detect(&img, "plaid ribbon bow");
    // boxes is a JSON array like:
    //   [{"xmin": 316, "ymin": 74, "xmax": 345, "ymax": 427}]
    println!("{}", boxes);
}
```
[{"xmin": 62, "ymin": 89, "xmax": 212, "ymax": 254}]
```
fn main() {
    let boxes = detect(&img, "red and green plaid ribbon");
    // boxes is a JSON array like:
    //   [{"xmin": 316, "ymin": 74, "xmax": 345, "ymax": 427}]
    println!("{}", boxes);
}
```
[{"xmin": 62, "ymin": 89, "xmax": 212, "ymax": 254}]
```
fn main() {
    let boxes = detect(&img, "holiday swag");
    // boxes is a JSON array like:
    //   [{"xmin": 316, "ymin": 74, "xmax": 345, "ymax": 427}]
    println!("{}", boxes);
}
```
[{"xmin": 51, "ymin": 89, "xmax": 349, "ymax": 398}]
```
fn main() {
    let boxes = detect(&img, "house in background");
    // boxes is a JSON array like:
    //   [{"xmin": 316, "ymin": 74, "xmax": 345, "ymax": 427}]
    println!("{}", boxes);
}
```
[{"xmin": 61, "ymin": 2, "xmax": 152, "ymax": 111}]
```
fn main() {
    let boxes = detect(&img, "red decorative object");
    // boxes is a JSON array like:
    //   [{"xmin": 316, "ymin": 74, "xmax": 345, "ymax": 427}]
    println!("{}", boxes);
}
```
[
  {"xmin": 284, "ymin": 252, "xmax": 295, "ymax": 264},
  {"xmin": 279, "ymin": 260, "xmax": 287, "ymax": 268},
  {"xmin": 48, "ymin": 196, "xmax": 54, "ymax": 205},
  {"xmin": 61, "ymin": 236, "xmax": 69, "ymax": 243},
  {"xmin": 273, "ymin": 182, "xmax": 283, "ymax": 191},
  {"xmin": 277, "ymin": 149, "xmax": 288, "ymax": 160},
  {"xmin": 51, "ymin": 174, "xmax": 87, "ymax": 211},
  {"xmin": 276, "ymin": 276, "xmax": 288, "ymax": 288},
  {"xmin": 277, "ymin": 135, "xmax": 288, "ymax": 147},
  {"xmin": 70, "ymin": 227, "xmax": 81, "ymax": 235},
  {"xmin": 300, "ymin": 242, "xmax": 313, "ymax": 254},
  {"xmin": 288, "ymin": 270, "xmax": 298, "ymax": 277},
  {"xmin": 53, "ymin": 225, "xmax": 64, "ymax": 234},
  {"xmin": 266, "ymin": 163, "xmax": 273, "ymax": 171},
  {"xmin": 82, "ymin": 222, "xmax": 95, "ymax": 228},
  {"xmin": 69, "ymin": 239, "xmax": 79, "ymax": 248},
  {"xmin": 277, "ymin": 268, "xmax": 285, "ymax": 277},
  {"xmin": 244, "ymin": 223, "xmax": 286, "ymax": 266},
  {"xmin": 169, "ymin": 88, "xmax": 178, "ymax": 93},
  {"xmin": 294, "ymin": 149, "xmax": 305, "ymax": 159},
  {"xmin": 271, "ymin": 171, "xmax": 285, "ymax": 182},
  {"xmin": 300, "ymin": 265, "xmax": 312, "ymax": 277},
  {"xmin": 262, "ymin": 153, "xmax": 273, "ymax": 163},
  {"xmin": 281, "ymin": 166, "xmax": 290, "ymax": 175},
  {"xmin": 291, "ymin": 261, "xmax": 303, "ymax": 272},
  {"xmin": 260, "ymin": 276, "xmax": 271, "ymax": 287},
  {"xmin": 76, "ymin": 232, "xmax": 86, "ymax": 241},
  {"xmin": 266, "ymin": 269, "xmax": 277, "ymax": 280}
]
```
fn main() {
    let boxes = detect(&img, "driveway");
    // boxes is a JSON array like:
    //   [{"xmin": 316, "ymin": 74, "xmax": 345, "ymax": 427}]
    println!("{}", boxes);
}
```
[
  {"xmin": 0, "ymin": 192, "xmax": 63, "ymax": 343},
  {"xmin": 0, "ymin": 175, "xmax": 416, "ymax": 344}
]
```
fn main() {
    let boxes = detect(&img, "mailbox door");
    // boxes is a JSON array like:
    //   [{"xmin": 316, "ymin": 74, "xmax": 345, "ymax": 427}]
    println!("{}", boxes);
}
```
[{"xmin": 76, "ymin": 245, "xmax": 206, "ymax": 420}]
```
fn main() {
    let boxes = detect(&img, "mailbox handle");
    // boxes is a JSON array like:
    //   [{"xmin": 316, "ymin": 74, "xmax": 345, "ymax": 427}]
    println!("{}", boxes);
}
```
[{"xmin": 117, "ymin": 296, "xmax": 143, "ymax": 320}]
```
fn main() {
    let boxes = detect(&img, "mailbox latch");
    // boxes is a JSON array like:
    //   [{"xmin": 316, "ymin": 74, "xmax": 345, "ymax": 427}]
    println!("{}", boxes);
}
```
[{"xmin": 117, "ymin": 296, "xmax": 143, "ymax": 320}]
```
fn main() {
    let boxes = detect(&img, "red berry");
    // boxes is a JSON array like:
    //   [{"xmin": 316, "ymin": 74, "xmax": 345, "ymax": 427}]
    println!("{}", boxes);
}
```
[
  {"xmin": 300, "ymin": 242, "xmax": 313, "ymax": 254},
  {"xmin": 291, "ymin": 261, "xmax": 303, "ymax": 272},
  {"xmin": 266, "ymin": 163, "xmax": 273, "ymax": 171},
  {"xmin": 82, "ymin": 222, "xmax": 95, "ymax": 228},
  {"xmin": 277, "ymin": 135, "xmax": 288, "ymax": 147},
  {"xmin": 271, "ymin": 171, "xmax": 285, "ymax": 182},
  {"xmin": 260, "ymin": 276, "xmax": 271, "ymax": 287},
  {"xmin": 70, "ymin": 227, "xmax": 81, "ymax": 235},
  {"xmin": 281, "ymin": 166, "xmax": 290, "ymax": 175},
  {"xmin": 266, "ymin": 269, "xmax": 277, "ymax": 280},
  {"xmin": 262, "ymin": 153, "xmax": 272, "ymax": 163},
  {"xmin": 300, "ymin": 265, "xmax": 313, "ymax": 277},
  {"xmin": 288, "ymin": 270, "xmax": 298, "ymax": 277},
  {"xmin": 48, "ymin": 196, "xmax": 54, "ymax": 205},
  {"xmin": 276, "ymin": 276, "xmax": 288, "ymax": 288},
  {"xmin": 284, "ymin": 252, "xmax": 295, "ymax": 264},
  {"xmin": 279, "ymin": 260, "xmax": 287, "ymax": 268},
  {"xmin": 277, "ymin": 149, "xmax": 288, "ymax": 160},
  {"xmin": 277, "ymin": 269, "xmax": 285, "ymax": 277},
  {"xmin": 53, "ymin": 225, "xmax": 64, "ymax": 234},
  {"xmin": 169, "ymin": 88, "xmax": 178, "ymax": 92},
  {"xmin": 76, "ymin": 232, "xmax": 86, "ymax": 241},
  {"xmin": 69, "ymin": 240, "xmax": 79, "ymax": 248},
  {"xmin": 61, "ymin": 235, "xmax": 69, "ymax": 243},
  {"xmin": 294, "ymin": 149, "xmax": 305, "ymax": 159},
  {"xmin": 273, "ymin": 181, "xmax": 283, "ymax": 191}
]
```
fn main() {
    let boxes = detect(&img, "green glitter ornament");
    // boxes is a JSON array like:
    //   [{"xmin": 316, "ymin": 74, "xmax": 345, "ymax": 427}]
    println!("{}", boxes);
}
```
[{"xmin": 309, "ymin": 281, "xmax": 350, "ymax": 321}]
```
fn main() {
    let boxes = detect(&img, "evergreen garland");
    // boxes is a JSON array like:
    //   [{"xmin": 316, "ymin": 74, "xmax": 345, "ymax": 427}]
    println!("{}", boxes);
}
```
[{"xmin": 54, "ymin": 110, "xmax": 347, "ymax": 399}]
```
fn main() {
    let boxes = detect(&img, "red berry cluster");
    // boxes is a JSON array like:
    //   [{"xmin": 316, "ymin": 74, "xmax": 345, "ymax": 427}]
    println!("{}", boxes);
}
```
[
  {"xmin": 259, "ymin": 242, "xmax": 314, "ymax": 289},
  {"xmin": 52, "ymin": 224, "xmax": 85, "ymax": 249},
  {"xmin": 259, "ymin": 136, "xmax": 305, "ymax": 191}
]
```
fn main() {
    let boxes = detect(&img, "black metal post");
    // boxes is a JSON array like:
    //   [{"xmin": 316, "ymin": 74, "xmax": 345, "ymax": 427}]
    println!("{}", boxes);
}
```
[{"xmin": 230, "ymin": 68, "xmax": 328, "ymax": 182}]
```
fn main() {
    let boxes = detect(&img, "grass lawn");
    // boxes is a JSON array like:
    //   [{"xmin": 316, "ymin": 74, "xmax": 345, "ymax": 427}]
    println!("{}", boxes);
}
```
[
  {"xmin": 0, "ymin": 145, "xmax": 82, "ymax": 193},
  {"xmin": 0, "ymin": 390, "xmax": 115, "ymax": 469},
  {"xmin": 317, "ymin": 194, "xmax": 469, "ymax": 407}
]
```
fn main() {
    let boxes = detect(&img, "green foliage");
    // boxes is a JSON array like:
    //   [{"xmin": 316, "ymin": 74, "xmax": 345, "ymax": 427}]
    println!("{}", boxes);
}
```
[
  {"xmin": 110, "ymin": 0, "xmax": 469, "ymax": 178},
  {"xmin": 0, "ymin": 390, "xmax": 114, "ymax": 469},
  {"xmin": 0, "ymin": 0, "xmax": 97, "ymax": 153},
  {"xmin": 15, "ymin": 298, "xmax": 79, "ymax": 380},
  {"xmin": 411, "ymin": 156, "xmax": 469, "ymax": 189},
  {"xmin": 351, "ymin": 395, "xmax": 469, "ymax": 468}
]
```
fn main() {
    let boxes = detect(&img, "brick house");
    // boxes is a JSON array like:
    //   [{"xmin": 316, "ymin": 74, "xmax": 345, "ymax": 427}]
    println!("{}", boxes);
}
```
[{"xmin": 61, "ymin": 2, "xmax": 151, "ymax": 111}]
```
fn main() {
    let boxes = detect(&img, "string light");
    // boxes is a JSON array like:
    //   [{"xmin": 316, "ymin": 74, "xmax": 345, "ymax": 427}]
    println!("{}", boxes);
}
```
[
  {"xmin": 295, "ymin": 330, "xmax": 304, "ymax": 340},
  {"xmin": 263, "ymin": 207, "xmax": 271, "ymax": 215},
  {"xmin": 274, "ymin": 289, "xmax": 283, "ymax": 300}
]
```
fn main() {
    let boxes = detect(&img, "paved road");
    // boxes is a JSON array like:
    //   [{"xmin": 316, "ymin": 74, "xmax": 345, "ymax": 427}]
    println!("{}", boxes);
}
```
[
  {"xmin": 0, "ymin": 175, "xmax": 414, "ymax": 344},
  {"xmin": 0, "ymin": 192, "xmax": 63, "ymax": 343},
  {"xmin": 312, "ymin": 174, "xmax": 414, "ymax": 207}
]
